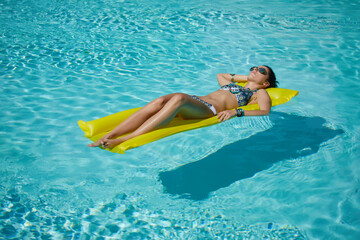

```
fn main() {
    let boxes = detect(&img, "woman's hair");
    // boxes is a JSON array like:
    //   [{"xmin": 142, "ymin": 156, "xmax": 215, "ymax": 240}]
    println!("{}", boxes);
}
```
[{"xmin": 263, "ymin": 65, "xmax": 278, "ymax": 88}]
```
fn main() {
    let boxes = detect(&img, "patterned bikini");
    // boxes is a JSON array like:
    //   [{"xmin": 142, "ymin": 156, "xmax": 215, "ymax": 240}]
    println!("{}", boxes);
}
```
[
  {"xmin": 220, "ymin": 83, "xmax": 257, "ymax": 107},
  {"xmin": 191, "ymin": 83, "xmax": 257, "ymax": 116},
  {"xmin": 190, "ymin": 95, "xmax": 217, "ymax": 115}
]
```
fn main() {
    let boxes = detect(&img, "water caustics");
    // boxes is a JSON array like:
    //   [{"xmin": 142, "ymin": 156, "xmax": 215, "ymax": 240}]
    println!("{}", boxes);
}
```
[{"xmin": 1, "ymin": 0, "xmax": 360, "ymax": 239}]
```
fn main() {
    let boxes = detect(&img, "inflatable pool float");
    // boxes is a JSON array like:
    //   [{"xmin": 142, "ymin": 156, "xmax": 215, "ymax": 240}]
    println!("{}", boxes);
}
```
[{"xmin": 78, "ymin": 83, "xmax": 298, "ymax": 154}]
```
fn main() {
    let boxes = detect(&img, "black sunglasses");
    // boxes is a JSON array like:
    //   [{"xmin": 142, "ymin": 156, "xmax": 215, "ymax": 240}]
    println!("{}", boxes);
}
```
[{"xmin": 250, "ymin": 66, "xmax": 268, "ymax": 75}]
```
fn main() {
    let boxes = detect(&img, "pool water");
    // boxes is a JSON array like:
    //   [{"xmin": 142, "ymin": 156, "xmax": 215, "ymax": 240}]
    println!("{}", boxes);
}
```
[{"xmin": 1, "ymin": 0, "xmax": 360, "ymax": 239}]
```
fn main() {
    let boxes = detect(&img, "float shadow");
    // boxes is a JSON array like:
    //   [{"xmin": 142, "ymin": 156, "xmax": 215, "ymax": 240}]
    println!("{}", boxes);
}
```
[{"xmin": 159, "ymin": 112, "xmax": 343, "ymax": 201}]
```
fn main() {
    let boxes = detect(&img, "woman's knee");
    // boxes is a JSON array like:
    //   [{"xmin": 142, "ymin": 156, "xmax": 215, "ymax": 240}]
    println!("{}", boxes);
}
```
[
  {"xmin": 153, "ymin": 97, "xmax": 167, "ymax": 108},
  {"xmin": 171, "ymin": 93, "xmax": 188, "ymax": 101},
  {"xmin": 169, "ymin": 93, "xmax": 188, "ymax": 106},
  {"xmin": 147, "ymin": 93, "xmax": 182, "ymax": 107},
  {"xmin": 148, "ymin": 93, "xmax": 188, "ymax": 111}
]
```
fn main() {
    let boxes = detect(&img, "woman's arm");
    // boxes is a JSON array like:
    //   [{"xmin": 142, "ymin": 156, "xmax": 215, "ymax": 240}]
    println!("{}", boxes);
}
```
[
  {"xmin": 216, "ymin": 89, "xmax": 272, "ymax": 121},
  {"xmin": 242, "ymin": 89, "xmax": 271, "ymax": 116},
  {"xmin": 217, "ymin": 73, "xmax": 248, "ymax": 86}
]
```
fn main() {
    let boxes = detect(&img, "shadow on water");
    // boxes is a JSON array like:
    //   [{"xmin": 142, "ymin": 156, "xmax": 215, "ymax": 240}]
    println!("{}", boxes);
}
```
[{"xmin": 159, "ymin": 112, "xmax": 344, "ymax": 201}]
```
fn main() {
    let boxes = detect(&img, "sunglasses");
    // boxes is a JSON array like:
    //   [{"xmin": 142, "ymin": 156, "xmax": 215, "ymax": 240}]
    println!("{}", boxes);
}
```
[{"xmin": 250, "ymin": 66, "xmax": 268, "ymax": 75}]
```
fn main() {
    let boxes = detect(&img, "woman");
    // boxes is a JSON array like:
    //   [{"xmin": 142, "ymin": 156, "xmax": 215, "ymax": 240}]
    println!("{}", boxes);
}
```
[{"xmin": 88, "ymin": 65, "xmax": 278, "ymax": 148}]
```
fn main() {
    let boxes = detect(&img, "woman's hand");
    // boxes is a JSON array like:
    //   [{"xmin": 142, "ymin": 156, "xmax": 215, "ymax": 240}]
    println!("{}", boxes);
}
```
[{"xmin": 217, "ymin": 109, "xmax": 237, "ymax": 122}]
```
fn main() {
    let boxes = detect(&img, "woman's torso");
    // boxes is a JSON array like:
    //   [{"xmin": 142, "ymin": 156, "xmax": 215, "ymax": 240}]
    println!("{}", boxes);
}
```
[{"xmin": 198, "ymin": 84, "xmax": 258, "ymax": 112}]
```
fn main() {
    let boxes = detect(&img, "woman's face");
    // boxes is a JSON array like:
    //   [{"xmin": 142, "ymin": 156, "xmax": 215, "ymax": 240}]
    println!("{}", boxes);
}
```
[{"xmin": 248, "ymin": 66, "xmax": 270, "ymax": 88}]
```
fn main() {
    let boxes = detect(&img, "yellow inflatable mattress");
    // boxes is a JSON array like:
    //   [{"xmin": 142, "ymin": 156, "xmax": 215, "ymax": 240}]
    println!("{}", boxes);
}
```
[{"xmin": 78, "ymin": 83, "xmax": 298, "ymax": 154}]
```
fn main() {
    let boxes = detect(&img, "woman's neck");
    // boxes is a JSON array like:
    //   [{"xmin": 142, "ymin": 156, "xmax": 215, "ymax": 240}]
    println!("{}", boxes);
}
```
[{"xmin": 244, "ymin": 82, "xmax": 263, "ymax": 91}]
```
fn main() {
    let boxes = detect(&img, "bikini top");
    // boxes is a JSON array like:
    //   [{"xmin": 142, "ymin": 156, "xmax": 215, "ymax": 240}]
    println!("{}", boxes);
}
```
[{"xmin": 220, "ymin": 83, "xmax": 257, "ymax": 107}]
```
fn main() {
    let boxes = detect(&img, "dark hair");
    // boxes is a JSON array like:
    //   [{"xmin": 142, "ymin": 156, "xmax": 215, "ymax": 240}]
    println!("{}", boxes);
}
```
[{"xmin": 263, "ymin": 65, "xmax": 278, "ymax": 88}]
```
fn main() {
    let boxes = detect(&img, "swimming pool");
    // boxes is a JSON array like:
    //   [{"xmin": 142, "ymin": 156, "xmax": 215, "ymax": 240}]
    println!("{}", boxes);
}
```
[{"xmin": 1, "ymin": 0, "xmax": 359, "ymax": 239}]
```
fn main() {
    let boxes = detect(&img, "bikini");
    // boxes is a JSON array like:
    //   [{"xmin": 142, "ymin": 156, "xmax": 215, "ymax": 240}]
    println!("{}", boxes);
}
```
[
  {"xmin": 220, "ymin": 83, "xmax": 257, "ymax": 107},
  {"xmin": 191, "ymin": 83, "xmax": 257, "ymax": 116},
  {"xmin": 190, "ymin": 95, "xmax": 217, "ymax": 115}
]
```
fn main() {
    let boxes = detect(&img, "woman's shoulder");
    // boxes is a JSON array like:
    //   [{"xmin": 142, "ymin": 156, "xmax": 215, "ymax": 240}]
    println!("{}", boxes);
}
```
[
  {"xmin": 249, "ymin": 89, "xmax": 270, "ymax": 104},
  {"xmin": 253, "ymin": 88, "xmax": 269, "ymax": 96},
  {"xmin": 256, "ymin": 88, "xmax": 270, "ymax": 97}
]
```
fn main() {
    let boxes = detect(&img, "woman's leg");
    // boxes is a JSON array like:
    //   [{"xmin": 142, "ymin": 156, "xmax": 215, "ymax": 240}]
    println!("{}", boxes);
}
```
[
  {"xmin": 87, "ymin": 93, "xmax": 179, "ymax": 147},
  {"xmin": 102, "ymin": 93, "xmax": 214, "ymax": 148}
]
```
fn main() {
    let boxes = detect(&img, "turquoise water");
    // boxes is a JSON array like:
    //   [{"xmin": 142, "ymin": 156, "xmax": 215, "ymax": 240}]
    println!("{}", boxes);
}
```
[{"xmin": 1, "ymin": 0, "xmax": 360, "ymax": 239}]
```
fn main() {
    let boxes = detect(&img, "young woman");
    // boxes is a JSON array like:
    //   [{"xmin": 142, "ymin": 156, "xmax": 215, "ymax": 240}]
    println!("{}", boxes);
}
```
[{"xmin": 88, "ymin": 65, "xmax": 278, "ymax": 148}]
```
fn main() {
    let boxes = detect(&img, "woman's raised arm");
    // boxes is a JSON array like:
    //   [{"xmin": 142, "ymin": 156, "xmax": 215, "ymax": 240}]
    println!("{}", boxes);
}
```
[{"xmin": 217, "ymin": 73, "xmax": 248, "ymax": 86}]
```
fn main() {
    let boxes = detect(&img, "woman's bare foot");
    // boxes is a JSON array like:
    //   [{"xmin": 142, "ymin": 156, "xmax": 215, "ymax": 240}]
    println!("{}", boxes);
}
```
[
  {"xmin": 87, "ymin": 140, "xmax": 103, "ymax": 147},
  {"xmin": 102, "ymin": 138, "xmax": 124, "ymax": 149},
  {"xmin": 87, "ymin": 137, "xmax": 109, "ymax": 147}
]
